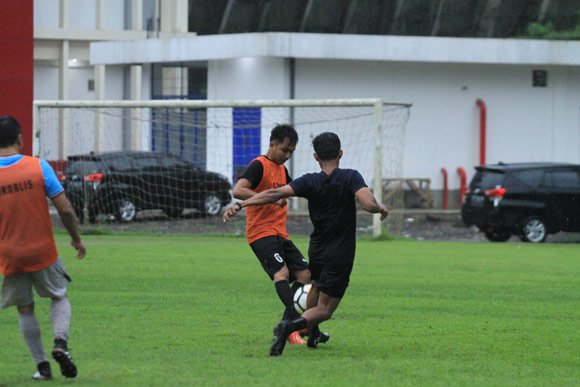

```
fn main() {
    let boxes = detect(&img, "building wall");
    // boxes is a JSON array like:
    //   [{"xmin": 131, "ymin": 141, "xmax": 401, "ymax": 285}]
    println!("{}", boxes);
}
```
[
  {"xmin": 293, "ymin": 60, "xmax": 580, "ymax": 192},
  {"xmin": 34, "ymin": 0, "xmax": 59, "ymax": 29},
  {"xmin": 201, "ymin": 56, "xmax": 580, "ymax": 202},
  {"xmin": 35, "ymin": 0, "xmax": 125, "ymax": 29}
]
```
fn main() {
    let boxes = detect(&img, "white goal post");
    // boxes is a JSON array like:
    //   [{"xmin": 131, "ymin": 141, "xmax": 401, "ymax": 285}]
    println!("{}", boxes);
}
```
[{"xmin": 33, "ymin": 98, "xmax": 411, "ymax": 237}]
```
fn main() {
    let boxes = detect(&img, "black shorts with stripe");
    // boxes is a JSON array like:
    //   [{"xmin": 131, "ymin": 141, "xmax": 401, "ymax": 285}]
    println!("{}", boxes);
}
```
[{"xmin": 250, "ymin": 235, "xmax": 308, "ymax": 280}]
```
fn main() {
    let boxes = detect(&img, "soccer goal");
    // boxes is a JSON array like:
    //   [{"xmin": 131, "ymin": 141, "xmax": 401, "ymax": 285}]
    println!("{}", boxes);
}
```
[{"xmin": 33, "ymin": 99, "xmax": 411, "ymax": 237}]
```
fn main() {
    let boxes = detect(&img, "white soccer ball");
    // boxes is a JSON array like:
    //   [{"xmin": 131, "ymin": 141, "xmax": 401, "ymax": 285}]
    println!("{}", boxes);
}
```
[{"xmin": 293, "ymin": 283, "xmax": 312, "ymax": 314}]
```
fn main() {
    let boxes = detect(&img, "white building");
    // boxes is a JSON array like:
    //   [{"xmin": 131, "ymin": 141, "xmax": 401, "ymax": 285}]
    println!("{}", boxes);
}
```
[{"xmin": 34, "ymin": 0, "xmax": 580, "ymax": 208}]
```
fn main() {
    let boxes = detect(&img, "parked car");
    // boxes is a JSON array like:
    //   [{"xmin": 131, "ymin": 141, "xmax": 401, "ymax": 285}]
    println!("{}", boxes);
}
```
[
  {"xmin": 62, "ymin": 151, "xmax": 232, "ymax": 223},
  {"xmin": 461, "ymin": 162, "xmax": 580, "ymax": 243}
]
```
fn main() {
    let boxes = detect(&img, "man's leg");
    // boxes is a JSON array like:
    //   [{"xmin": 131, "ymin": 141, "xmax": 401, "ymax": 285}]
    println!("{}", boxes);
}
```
[
  {"xmin": 273, "ymin": 267, "xmax": 306, "ymax": 345},
  {"xmin": 302, "ymin": 291, "xmax": 340, "ymax": 348},
  {"xmin": 3, "ymin": 274, "xmax": 51, "ymax": 379},
  {"xmin": 17, "ymin": 303, "xmax": 49, "ymax": 366},
  {"xmin": 49, "ymin": 298, "xmax": 77, "ymax": 378},
  {"xmin": 50, "ymin": 296, "xmax": 71, "ymax": 341},
  {"xmin": 302, "ymin": 291, "xmax": 341, "ymax": 326},
  {"xmin": 33, "ymin": 260, "xmax": 77, "ymax": 378},
  {"xmin": 273, "ymin": 265, "xmax": 300, "ymax": 320},
  {"xmin": 270, "ymin": 290, "xmax": 341, "ymax": 356}
]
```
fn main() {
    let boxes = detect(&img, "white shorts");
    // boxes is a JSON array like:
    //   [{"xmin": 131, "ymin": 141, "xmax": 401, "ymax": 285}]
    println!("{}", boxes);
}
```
[{"xmin": 1, "ymin": 258, "xmax": 71, "ymax": 308}]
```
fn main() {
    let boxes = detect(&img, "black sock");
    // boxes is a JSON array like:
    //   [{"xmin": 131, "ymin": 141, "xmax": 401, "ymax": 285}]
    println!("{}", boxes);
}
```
[
  {"xmin": 284, "ymin": 282, "xmax": 304, "ymax": 320},
  {"xmin": 289, "ymin": 317, "xmax": 308, "ymax": 332},
  {"xmin": 274, "ymin": 280, "xmax": 300, "ymax": 320}
]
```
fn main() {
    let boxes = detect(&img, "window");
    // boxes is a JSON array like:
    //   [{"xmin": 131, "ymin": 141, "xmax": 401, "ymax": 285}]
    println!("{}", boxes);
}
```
[
  {"xmin": 107, "ymin": 157, "xmax": 133, "ymax": 172},
  {"xmin": 161, "ymin": 155, "xmax": 191, "ymax": 169},
  {"xmin": 66, "ymin": 161, "xmax": 100, "ymax": 177},
  {"xmin": 544, "ymin": 170, "xmax": 580, "ymax": 188},
  {"xmin": 134, "ymin": 156, "xmax": 161, "ymax": 170},
  {"xmin": 506, "ymin": 169, "xmax": 543, "ymax": 191},
  {"xmin": 470, "ymin": 171, "xmax": 505, "ymax": 190}
]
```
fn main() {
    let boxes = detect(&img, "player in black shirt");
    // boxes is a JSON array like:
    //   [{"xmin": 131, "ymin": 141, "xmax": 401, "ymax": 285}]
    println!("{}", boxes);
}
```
[{"xmin": 224, "ymin": 132, "xmax": 389, "ymax": 356}]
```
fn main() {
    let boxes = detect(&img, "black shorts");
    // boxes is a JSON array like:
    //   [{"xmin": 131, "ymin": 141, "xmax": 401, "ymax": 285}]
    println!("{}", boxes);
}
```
[
  {"xmin": 250, "ymin": 236, "xmax": 308, "ymax": 280},
  {"xmin": 309, "ymin": 260, "xmax": 353, "ymax": 299}
]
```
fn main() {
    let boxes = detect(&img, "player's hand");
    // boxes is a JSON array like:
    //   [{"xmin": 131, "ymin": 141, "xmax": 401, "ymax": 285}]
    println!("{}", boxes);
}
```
[
  {"xmin": 223, "ymin": 203, "xmax": 242, "ymax": 222},
  {"xmin": 71, "ymin": 239, "xmax": 86, "ymax": 259},
  {"xmin": 274, "ymin": 198, "xmax": 288, "ymax": 207},
  {"xmin": 379, "ymin": 204, "xmax": 389, "ymax": 221}
]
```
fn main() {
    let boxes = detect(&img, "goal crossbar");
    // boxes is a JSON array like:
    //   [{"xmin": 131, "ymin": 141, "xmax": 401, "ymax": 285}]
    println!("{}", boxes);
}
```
[{"xmin": 33, "ymin": 98, "xmax": 412, "ymax": 109}]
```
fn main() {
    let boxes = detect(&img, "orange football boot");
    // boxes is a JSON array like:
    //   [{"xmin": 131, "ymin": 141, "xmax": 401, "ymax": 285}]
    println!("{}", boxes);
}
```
[{"xmin": 287, "ymin": 331, "xmax": 306, "ymax": 345}]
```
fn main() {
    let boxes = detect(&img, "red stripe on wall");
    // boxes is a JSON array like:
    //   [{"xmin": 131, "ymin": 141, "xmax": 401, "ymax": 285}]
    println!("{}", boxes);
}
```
[{"xmin": 0, "ymin": 0, "xmax": 33, "ymax": 156}]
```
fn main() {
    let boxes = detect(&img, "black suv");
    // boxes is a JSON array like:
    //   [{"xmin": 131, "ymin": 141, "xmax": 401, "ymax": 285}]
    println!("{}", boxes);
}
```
[
  {"xmin": 63, "ymin": 151, "xmax": 232, "ymax": 222},
  {"xmin": 461, "ymin": 162, "xmax": 580, "ymax": 243}
]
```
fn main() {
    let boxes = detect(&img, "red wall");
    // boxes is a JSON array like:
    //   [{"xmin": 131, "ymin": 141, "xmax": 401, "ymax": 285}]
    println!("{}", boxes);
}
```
[{"xmin": 0, "ymin": 0, "xmax": 33, "ymax": 155}]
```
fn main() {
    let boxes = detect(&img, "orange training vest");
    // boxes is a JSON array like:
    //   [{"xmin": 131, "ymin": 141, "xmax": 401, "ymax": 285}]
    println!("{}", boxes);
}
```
[
  {"xmin": 245, "ymin": 156, "xmax": 289, "ymax": 244},
  {"xmin": 0, "ymin": 156, "xmax": 58, "ymax": 276}
]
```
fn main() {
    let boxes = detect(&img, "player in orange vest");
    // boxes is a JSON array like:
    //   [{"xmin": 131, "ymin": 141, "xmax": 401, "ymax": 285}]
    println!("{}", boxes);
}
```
[
  {"xmin": 232, "ymin": 124, "xmax": 312, "ymax": 345},
  {"xmin": 0, "ymin": 116, "xmax": 86, "ymax": 380}
]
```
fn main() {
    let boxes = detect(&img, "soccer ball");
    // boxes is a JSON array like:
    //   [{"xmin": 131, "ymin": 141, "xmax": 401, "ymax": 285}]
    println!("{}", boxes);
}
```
[{"xmin": 293, "ymin": 283, "xmax": 312, "ymax": 314}]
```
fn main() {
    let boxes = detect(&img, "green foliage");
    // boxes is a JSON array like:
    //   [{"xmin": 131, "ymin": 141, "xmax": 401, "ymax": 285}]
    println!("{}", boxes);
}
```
[
  {"xmin": 1, "ymin": 235, "xmax": 579, "ymax": 385},
  {"xmin": 522, "ymin": 11, "xmax": 580, "ymax": 40},
  {"xmin": 525, "ymin": 22, "xmax": 557, "ymax": 38}
]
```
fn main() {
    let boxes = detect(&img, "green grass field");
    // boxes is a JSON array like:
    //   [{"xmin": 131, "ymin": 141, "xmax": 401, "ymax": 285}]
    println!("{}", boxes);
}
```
[{"xmin": 1, "ymin": 234, "xmax": 578, "ymax": 386}]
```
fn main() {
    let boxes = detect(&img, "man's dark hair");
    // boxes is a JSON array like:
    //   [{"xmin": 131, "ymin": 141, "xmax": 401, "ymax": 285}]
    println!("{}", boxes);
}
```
[
  {"xmin": 270, "ymin": 124, "xmax": 298, "ymax": 146},
  {"xmin": 0, "ymin": 116, "xmax": 22, "ymax": 147},
  {"xmin": 313, "ymin": 132, "xmax": 341, "ymax": 161}
]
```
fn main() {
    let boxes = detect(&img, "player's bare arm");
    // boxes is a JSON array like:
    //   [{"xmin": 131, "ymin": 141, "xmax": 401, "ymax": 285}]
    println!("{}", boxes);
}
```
[
  {"xmin": 355, "ymin": 187, "xmax": 389, "ymax": 221},
  {"xmin": 233, "ymin": 177, "xmax": 288, "ymax": 207},
  {"xmin": 52, "ymin": 192, "xmax": 86, "ymax": 259},
  {"xmin": 232, "ymin": 177, "xmax": 256, "ymax": 200},
  {"xmin": 223, "ymin": 185, "xmax": 295, "ymax": 222}
]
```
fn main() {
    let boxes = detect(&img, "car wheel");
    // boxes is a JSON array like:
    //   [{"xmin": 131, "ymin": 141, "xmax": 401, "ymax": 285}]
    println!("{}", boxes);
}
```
[
  {"xmin": 484, "ymin": 228, "xmax": 512, "ymax": 242},
  {"xmin": 163, "ymin": 208, "xmax": 183, "ymax": 219},
  {"xmin": 201, "ymin": 193, "xmax": 222, "ymax": 216},
  {"xmin": 115, "ymin": 199, "xmax": 137, "ymax": 222},
  {"xmin": 520, "ymin": 217, "xmax": 547, "ymax": 243}
]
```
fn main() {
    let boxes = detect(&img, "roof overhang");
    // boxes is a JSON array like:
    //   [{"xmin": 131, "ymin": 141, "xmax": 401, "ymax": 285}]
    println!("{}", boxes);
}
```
[{"xmin": 90, "ymin": 32, "xmax": 580, "ymax": 66}]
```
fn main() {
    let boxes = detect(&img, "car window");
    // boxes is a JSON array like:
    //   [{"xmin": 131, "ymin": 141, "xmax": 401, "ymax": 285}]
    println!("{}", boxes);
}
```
[
  {"xmin": 505, "ymin": 170, "xmax": 543, "ymax": 191},
  {"xmin": 161, "ymin": 155, "xmax": 191, "ymax": 169},
  {"xmin": 544, "ymin": 170, "xmax": 580, "ymax": 188},
  {"xmin": 106, "ymin": 156, "xmax": 133, "ymax": 172},
  {"xmin": 470, "ymin": 171, "xmax": 505, "ymax": 190},
  {"xmin": 66, "ymin": 161, "xmax": 100, "ymax": 176},
  {"xmin": 134, "ymin": 156, "xmax": 161, "ymax": 170}
]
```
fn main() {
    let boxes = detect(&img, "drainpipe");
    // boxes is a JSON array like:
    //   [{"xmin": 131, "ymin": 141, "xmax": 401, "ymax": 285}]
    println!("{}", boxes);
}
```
[
  {"xmin": 476, "ymin": 98, "xmax": 486, "ymax": 165},
  {"xmin": 457, "ymin": 167, "xmax": 467, "ymax": 205},
  {"xmin": 441, "ymin": 168, "xmax": 448, "ymax": 209}
]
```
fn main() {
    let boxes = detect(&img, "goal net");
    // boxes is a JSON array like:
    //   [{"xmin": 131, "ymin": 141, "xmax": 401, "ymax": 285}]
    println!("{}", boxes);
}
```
[{"xmin": 34, "ymin": 99, "xmax": 410, "ymax": 237}]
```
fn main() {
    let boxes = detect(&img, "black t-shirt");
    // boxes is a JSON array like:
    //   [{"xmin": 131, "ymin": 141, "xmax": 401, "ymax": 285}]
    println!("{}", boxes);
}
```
[
  {"xmin": 238, "ymin": 158, "xmax": 292, "ymax": 188},
  {"xmin": 290, "ymin": 168, "xmax": 367, "ymax": 264}
]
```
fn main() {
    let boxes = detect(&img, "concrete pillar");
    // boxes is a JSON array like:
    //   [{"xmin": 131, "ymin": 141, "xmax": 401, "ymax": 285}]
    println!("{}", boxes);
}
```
[
  {"xmin": 132, "ymin": 0, "xmax": 143, "ymax": 30},
  {"xmin": 96, "ymin": 0, "xmax": 105, "ymax": 29},
  {"xmin": 130, "ymin": 65, "xmax": 142, "ymax": 151},
  {"xmin": 94, "ymin": 64, "xmax": 106, "ymax": 152},
  {"xmin": 160, "ymin": 0, "xmax": 188, "ymax": 34},
  {"xmin": 58, "ymin": 0, "xmax": 70, "ymax": 159}
]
